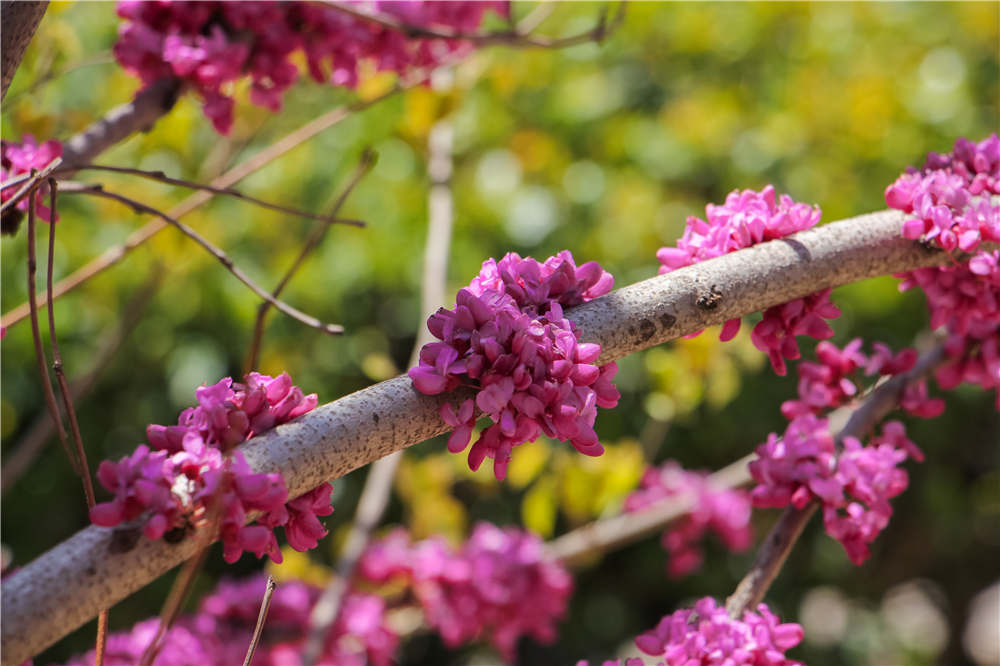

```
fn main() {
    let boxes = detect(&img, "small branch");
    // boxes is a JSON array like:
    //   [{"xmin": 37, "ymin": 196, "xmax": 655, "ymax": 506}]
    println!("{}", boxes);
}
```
[
  {"xmin": 61, "ymin": 183, "xmax": 344, "ymax": 337},
  {"xmin": 324, "ymin": 1, "xmax": 624, "ymax": 49},
  {"xmin": 302, "ymin": 118, "xmax": 455, "ymax": 665},
  {"xmin": 58, "ymin": 78, "xmax": 182, "ymax": 170},
  {"xmin": 1, "ymin": 88, "xmax": 401, "ymax": 331},
  {"xmin": 245, "ymin": 149, "xmax": 376, "ymax": 372},
  {"xmin": 243, "ymin": 577, "xmax": 277, "ymax": 666},
  {"xmin": 1, "ymin": 1, "xmax": 49, "ymax": 100},
  {"xmin": 45, "ymin": 180, "xmax": 96, "ymax": 507},
  {"xmin": 4, "ymin": 206, "xmax": 994, "ymax": 665},
  {"xmin": 24, "ymin": 176, "xmax": 78, "ymax": 476},
  {"xmin": 0, "ymin": 155, "xmax": 62, "ymax": 217},
  {"xmin": 724, "ymin": 341, "xmax": 949, "ymax": 617},
  {"xmin": 546, "ymin": 455, "xmax": 754, "ymax": 566},
  {"xmin": 56, "ymin": 164, "xmax": 365, "ymax": 228},
  {"xmin": 2, "ymin": 269, "xmax": 162, "ymax": 493}
]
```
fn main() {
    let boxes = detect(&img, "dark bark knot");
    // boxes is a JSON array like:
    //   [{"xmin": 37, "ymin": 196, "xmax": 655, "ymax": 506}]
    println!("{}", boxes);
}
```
[{"xmin": 697, "ymin": 285, "xmax": 723, "ymax": 310}]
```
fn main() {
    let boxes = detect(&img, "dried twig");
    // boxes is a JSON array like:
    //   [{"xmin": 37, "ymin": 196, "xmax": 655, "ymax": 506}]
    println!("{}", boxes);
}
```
[
  {"xmin": 2, "ymin": 269, "xmax": 162, "ymax": 492},
  {"xmin": 0, "ymin": 155, "xmax": 62, "ymax": 217},
  {"xmin": 56, "ymin": 164, "xmax": 365, "ymax": 228},
  {"xmin": 1, "ymin": 88, "xmax": 400, "ymax": 331},
  {"xmin": 245, "ymin": 148, "xmax": 376, "ymax": 372},
  {"xmin": 243, "ymin": 577, "xmax": 277, "ymax": 666},
  {"xmin": 61, "ymin": 183, "xmax": 344, "ymax": 337},
  {"xmin": 723, "ymin": 341, "xmax": 949, "ymax": 617},
  {"xmin": 24, "ymin": 175, "xmax": 78, "ymax": 476},
  {"xmin": 324, "ymin": 1, "xmax": 624, "ymax": 48}
]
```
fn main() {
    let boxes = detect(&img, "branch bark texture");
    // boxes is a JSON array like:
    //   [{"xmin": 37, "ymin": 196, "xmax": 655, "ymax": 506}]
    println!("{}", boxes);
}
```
[
  {"xmin": 1, "ymin": 1, "xmax": 48, "ymax": 100},
  {"xmin": 0, "ymin": 206, "xmax": 982, "ymax": 664}
]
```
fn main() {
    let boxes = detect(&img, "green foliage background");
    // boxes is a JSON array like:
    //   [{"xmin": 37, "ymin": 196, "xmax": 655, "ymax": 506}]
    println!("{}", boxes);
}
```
[{"xmin": 2, "ymin": 2, "xmax": 998, "ymax": 664}]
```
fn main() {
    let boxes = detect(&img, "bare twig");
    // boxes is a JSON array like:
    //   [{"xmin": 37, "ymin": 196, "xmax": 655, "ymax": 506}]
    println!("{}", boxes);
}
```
[
  {"xmin": 45, "ymin": 180, "xmax": 96, "ymax": 507},
  {"xmin": 243, "ymin": 577, "xmax": 277, "ymax": 666},
  {"xmin": 302, "ymin": 118, "xmax": 456, "ymax": 665},
  {"xmin": 1, "ymin": 88, "xmax": 400, "ymax": 331},
  {"xmin": 24, "ymin": 176, "xmax": 78, "ymax": 476},
  {"xmin": 2, "ymin": 269, "xmax": 162, "ymax": 493},
  {"xmin": 724, "ymin": 341, "xmax": 949, "ymax": 617},
  {"xmin": 61, "ymin": 183, "xmax": 344, "ymax": 337},
  {"xmin": 245, "ymin": 149, "xmax": 376, "ymax": 372},
  {"xmin": 5, "ymin": 205, "xmax": 997, "ymax": 664},
  {"xmin": 1, "ymin": 1, "xmax": 49, "ymax": 100},
  {"xmin": 56, "ymin": 164, "xmax": 365, "ymax": 228},
  {"xmin": 0, "ymin": 155, "xmax": 62, "ymax": 217},
  {"xmin": 324, "ymin": 1, "xmax": 624, "ymax": 48}
]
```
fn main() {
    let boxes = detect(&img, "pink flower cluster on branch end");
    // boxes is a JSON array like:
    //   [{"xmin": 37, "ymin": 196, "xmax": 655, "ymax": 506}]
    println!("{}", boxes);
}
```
[
  {"xmin": 888, "ymin": 133, "xmax": 1000, "ymax": 408},
  {"xmin": 114, "ymin": 1, "xmax": 508, "ymax": 134},
  {"xmin": 656, "ymin": 185, "xmax": 838, "ymax": 375},
  {"xmin": 624, "ymin": 461, "xmax": 753, "ymax": 578},
  {"xmin": 409, "ymin": 250, "xmax": 620, "ymax": 480},
  {"xmin": 90, "ymin": 372, "xmax": 332, "ymax": 563},
  {"xmin": 360, "ymin": 522, "xmax": 572, "ymax": 662}
]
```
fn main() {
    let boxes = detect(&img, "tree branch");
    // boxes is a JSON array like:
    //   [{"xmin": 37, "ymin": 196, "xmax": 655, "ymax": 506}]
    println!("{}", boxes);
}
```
[
  {"xmin": 1, "ymin": 1, "xmax": 48, "ymax": 101},
  {"xmin": 1, "ymin": 206, "xmax": 992, "ymax": 665}
]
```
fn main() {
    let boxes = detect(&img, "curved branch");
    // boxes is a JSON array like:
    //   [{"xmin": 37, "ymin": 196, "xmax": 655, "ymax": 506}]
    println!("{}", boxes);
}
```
[
  {"xmin": 1, "ymin": 1, "xmax": 48, "ymax": 101},
  {"xmin": 0, "ymin": 205, "xmax": 989, "ymax": 665}
]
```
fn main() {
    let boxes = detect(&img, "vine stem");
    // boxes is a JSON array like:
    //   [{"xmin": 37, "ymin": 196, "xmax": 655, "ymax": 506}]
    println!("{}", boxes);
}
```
[
  {"xmin": 723, "ymin": 341, "xmax": 948, "ymax": 617},
  {"xmin": 243, "ymin": 577, "xmax": 277, "ymax": 666},
  {"xmin": 2, "ymin": 204, "xmax": 995, "ymax": 665}
]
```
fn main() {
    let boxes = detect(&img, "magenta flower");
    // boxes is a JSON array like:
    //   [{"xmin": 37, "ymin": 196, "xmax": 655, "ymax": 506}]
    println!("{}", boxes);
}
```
[
  {"xmin": 624, "ymin": 461, "xmax": 753, "ymax": 578},
  {"xmin": 1, "ymin": 135, "xmax": 63, "ymax": 224},
  {"xmin": 634, "ymin": 597, "xmax": 803, "ymax": 665},
  {"xmin": 91, "ymin": 372, "xmax": 330, "ymax": 564},
  {"xmin": 410, "ymin": 251, "xmax": 618, "ymax": 480},
  {"xmin": 114, "ymin": 1, "xmax": 507, "ymax": 133}
]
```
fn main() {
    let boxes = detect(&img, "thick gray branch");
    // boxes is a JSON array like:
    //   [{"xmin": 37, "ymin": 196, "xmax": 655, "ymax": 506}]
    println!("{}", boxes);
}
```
[
  {"xmin": 59, "ymin": 78, "xmax": 181, "ymax": 169},
  {"xmin": 0, "ymin": 206, "xmax": 979, "ymax": 664},
  {"xmin": 1, "ymin": 1, "xmax": 47, "ymax": 101}
]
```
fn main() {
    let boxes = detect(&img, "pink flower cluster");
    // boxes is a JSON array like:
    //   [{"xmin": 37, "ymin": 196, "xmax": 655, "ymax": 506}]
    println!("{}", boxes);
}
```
[
  {"xmin": 887, "ymin": 134, "xmax": 1000, "ymax": 408},
  {"xmin": 1, "ymin": 135, "xmax": 62, "ymax": 224},
  {"xmin": 114, "ymin": 1, "xmax": 507, "ymax": 133},
  {"xmin": 409, "ymin": 251, "xmax": 620, "ymax": 480},
  {"xmin": 656, "ymin": 185, "xmax": 838, "ymax": 375},
  {"xmin": 623, "ymin": 461, "xmax": 753, "ymax": 578},
  {"xmin": 360, "ymin": 522, "xmax": 573, "ymax": 661},
  {"xmin": 61, "ymin": 574, "xmax": 397, "ymax": 666},
  {"xmin": 632, "ymin": 597, "xmax": 803, "ymax": 666},
  {"xmin": 90, "ymin": 372, "xmax": 332, "ymax": 563}
]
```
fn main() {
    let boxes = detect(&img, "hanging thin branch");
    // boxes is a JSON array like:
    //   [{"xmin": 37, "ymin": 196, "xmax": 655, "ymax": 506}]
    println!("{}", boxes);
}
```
[{"xmin": 60, "ymin": 183, "xmax": 345, "ymax": 337}]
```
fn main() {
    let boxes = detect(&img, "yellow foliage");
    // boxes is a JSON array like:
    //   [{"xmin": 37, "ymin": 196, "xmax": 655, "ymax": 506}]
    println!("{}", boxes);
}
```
[{"xmin": 267, "ymin": 548, "xmax": 331, "ymax": 587}]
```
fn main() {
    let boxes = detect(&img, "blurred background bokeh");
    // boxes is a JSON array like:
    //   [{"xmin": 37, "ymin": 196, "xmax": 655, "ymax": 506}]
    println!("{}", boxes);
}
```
[{"xmin": 2, "ymin": 2, "xmax": 998, "ymax": 664}]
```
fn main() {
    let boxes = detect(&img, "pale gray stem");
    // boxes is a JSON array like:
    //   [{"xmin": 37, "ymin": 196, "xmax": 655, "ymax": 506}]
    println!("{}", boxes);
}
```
[{"xmin": 1, "ymin": 205, "xmax": 991, "ymax": 665}]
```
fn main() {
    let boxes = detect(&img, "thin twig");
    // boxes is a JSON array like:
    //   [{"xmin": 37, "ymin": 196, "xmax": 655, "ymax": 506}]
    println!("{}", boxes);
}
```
[
  {"xmin": 245, "ymin": 149, "xmax": 376, "ymax": 372},
  {"xmin": 0, "ymin": 155, "xmax": 62, "ymax": 217},
  {"xmin": 243, "ymin": 577, "xmax": 277, "ymax": 666},
  {"xmin": 24, "ymin": 174, "xmax": 78, "ymax": 475},
  {"xmin": 301, "ymin": 118, "xmax": 455, "ymax": 666},
  {"xmin": 324, "ymin": 1, "xmax": 624, "ymax": 48},
  {"xmin": 2, "ymin": 269, "xmax": 162, "ymax": 493},
  {"xmin": 44, "ymin": 179, "xmax": 106, "ymax": 663},
  {"xmin": 56, "ymin": 164, "xmax": 365, "ymax": 228},
  {"xmin": 1, "ymin": 171, "xmax": 34, "ymax": 192},
  {"xmin": 45, "ymin": 180, "xmax": 96, "ymax": 506},
  {"xmin": 1, "ymin": 88, "xmax": 401, "ymax": 331},
  {"xmin": 61, "ymin": 183, "xmax": 344, "ymax": 336},
  {"xmin": 723, "ymin": 341, "xmax": 949, "ymax": 617}
]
